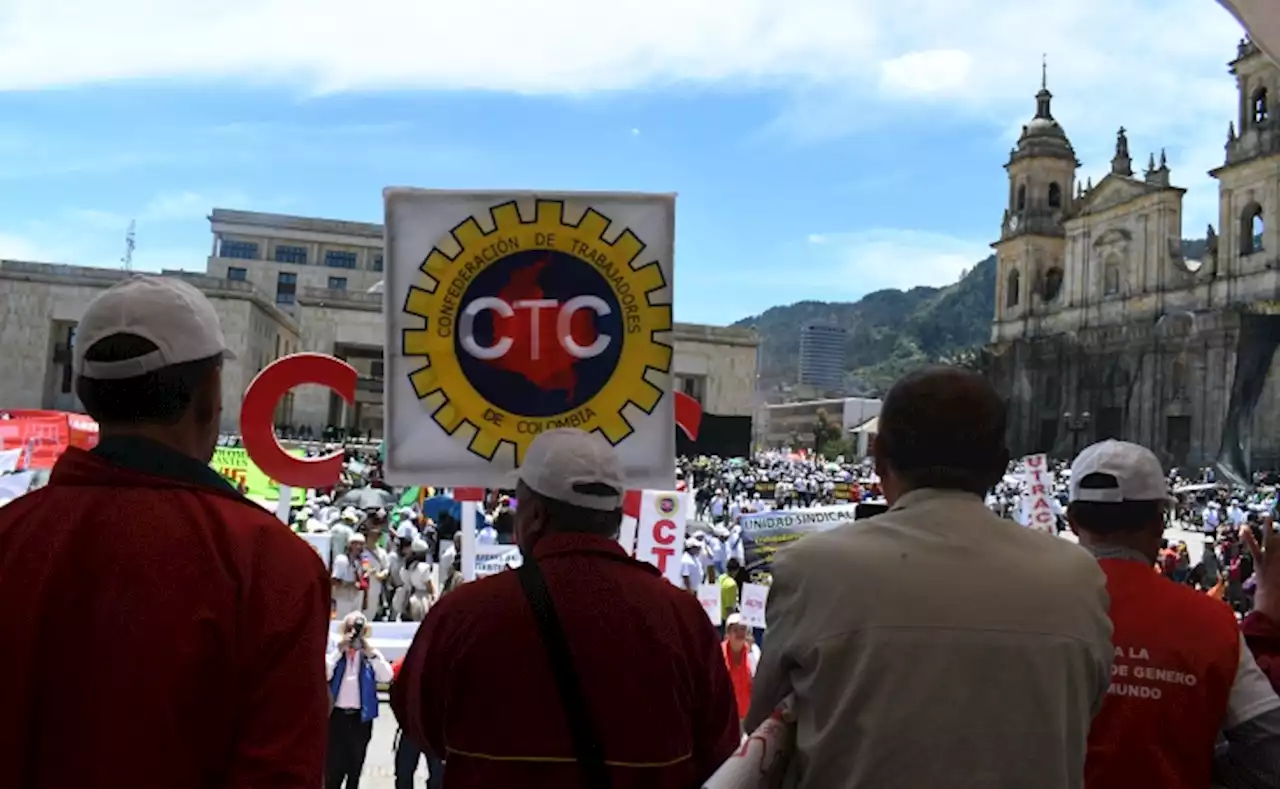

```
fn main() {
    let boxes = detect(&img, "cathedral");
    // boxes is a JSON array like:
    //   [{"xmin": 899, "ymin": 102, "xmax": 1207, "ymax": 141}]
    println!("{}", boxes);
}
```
[{"xmin": 986, "ymin": 38, "xmax": 1280, "ymax": 477}]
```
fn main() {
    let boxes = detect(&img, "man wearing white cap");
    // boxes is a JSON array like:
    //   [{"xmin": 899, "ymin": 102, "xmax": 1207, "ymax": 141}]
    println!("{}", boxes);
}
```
[
  {"xmin": 1067, "ymin": 439, "xmax": 1280, "ymax": 789},
  {"xmin": 0, "ymin": 275, "xmax": 331, "ymax": 789},
  {"xmin": 392, "ymin": 428, "xmax": 739, "ymax": 789}
]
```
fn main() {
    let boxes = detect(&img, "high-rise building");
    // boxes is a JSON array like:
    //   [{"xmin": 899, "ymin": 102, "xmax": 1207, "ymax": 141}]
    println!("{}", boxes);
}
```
[{"xmin": 798, "ymin": 322, "xmax": 847, "ymax": 390}]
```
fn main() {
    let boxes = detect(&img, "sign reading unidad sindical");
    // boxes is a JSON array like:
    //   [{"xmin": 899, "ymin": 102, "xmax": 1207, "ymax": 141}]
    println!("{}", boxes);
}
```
[{"xmin": 383, "ymin": 190, "xmax": 677, "ymax": 489}]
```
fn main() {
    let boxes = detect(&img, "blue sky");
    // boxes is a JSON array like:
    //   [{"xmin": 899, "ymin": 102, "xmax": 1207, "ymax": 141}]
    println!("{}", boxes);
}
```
[{"xmin": 0, "ymin": 0, "xmax": 1248, "ymax": 325}]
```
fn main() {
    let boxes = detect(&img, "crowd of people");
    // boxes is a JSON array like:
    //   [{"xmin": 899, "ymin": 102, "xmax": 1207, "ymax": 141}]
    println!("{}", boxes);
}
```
[{"xmin": 2, "ymin": 275, "xmax": 1280, "ymax": 789}]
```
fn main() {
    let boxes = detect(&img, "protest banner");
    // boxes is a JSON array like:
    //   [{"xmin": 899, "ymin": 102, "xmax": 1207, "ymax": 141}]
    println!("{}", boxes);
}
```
[
  {"xmin": 634, "ymin": 490, "xmax": 689, "ymax": 586},
  {"xmin": 697, "ymin": 583, "xmax": 723, "ymax": 627},
  {"xmin": 211, "ymin": 446, "xmax": 306, "ymax": 505},
  {"xmin": 701, "ymin": 696, "xmax": 795, "ymax": 789},
  {"xmin": 740, "ymin": 583, "xmax": 770, "ymax": 629},
  {"xmin": 1020, "ymin": 453, "xmax": 1056, "ymax": 533},
  {"xmin": 738, "ymin": 504, "xmax": 858, "ymax": 578},
  {"xmin": 475, "ymin": 544, "xmax": 523, "ymax": 577},
  {"xmin": 382, "ymin": 190, "xmax": 676, "ymax": 490},
  {"xmin": 753, "ymin": 481, "xmax": 776, "ymax": 498}
]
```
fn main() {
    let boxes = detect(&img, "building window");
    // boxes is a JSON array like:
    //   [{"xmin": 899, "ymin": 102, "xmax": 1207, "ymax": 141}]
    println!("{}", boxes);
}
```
[
  {"xmin": 371, "ymin": 360, "xmax": 385, "ymax": 378},
  {"xmin": 678, "ymin": 374, "xmax": 706, "ymax": 404},
  {"xmin": 371, "ymin": 254, "xmax": 384, "ymax": 272},
  {"xmin": 1254, "ymin": 87, "xmax": 1269, "ymax": 125},
  {"xmin": 1166, "ymin": 415, "xmax": 1192, "ymax": 464},
  {"xmin": 1041, "ymin": 267, "xmax": 1063, "ymax": 302},
  {"xmin": 222, "ymin": 240, "xmax": 259, "ymax": 260},
  {"xmin": 1015, "ymin": 184, "xmax": 1026, "ymax": 212},
  {"xmin": 1048, "ymin": 182, "xmax": 1062, "ymax": 209},
  {"xmin": 1103, "ymin": 261, "xmax": 1121, "ymax": 296},
  {"xmin": 274, "ymin": 244, "xmax": 308, "ymax": 264},
  {"xmin": 276, "ymin": 272, "xmax": 297, "ymax": 305},
  {"xmin": 328, "ymin": 276, "xmax": 348, "ymax": 290},
  {"xmin": 325, "ymin": 250, "xmax": 358, "ymax": 269},
  {"xmin": 1005, "ymin": 268, "xmax": 1020, "ymax": 308},
  {"xmin": 227, "ymin": 267, "xmax": 247, "ymax": 281},
  {"xmin": 1241, "ymin": 202, "xmax": 1265, "ymax": 255},
  {"xmin": 60, "ymin": 325, "xmax": 76, "ymax": 394}
]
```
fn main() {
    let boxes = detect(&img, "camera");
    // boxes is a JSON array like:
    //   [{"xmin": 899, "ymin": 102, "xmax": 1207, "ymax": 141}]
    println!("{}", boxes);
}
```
[{"xmin": 346, "ymin": 614, "xmax": 367, "ymax": 649}]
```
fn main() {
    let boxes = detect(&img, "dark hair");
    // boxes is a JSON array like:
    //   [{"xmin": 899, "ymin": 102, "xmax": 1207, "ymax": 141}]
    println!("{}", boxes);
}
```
[
  {"xmin": 76, "ymin": 334, "xmax": 222, "ymax": 426},
  {"xmin": 1067, "ymin": 471, "xmax": 1165, "ymax": 535},
  {"xmin": 519, "ymin": 481, "xmax": 622, "ymax": 538},
  {"xmin": 727, "ymin": 557, "xmax": 742, "ymax": 572},
  {"xmin": 874, "ymin": 366, "xmax": 1009, "ymax": 496}
]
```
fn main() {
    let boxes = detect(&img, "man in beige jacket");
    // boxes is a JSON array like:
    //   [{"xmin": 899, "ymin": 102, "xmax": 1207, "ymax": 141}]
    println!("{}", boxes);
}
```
[{"xmin": 746, "ymin": 367, "xmax": 1113, "ymax": 789}]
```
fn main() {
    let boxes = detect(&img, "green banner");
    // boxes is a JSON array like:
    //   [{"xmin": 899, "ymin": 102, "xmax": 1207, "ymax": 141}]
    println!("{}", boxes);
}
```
[{"xmin": 211, "ymin": 446, "xmax": 306, "ymax": 504}]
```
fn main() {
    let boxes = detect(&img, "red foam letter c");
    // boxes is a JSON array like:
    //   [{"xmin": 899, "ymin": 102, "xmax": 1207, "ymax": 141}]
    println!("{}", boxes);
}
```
[{"xmin": 240, "ymin": 353, "xmax": 357, "ymax": 489}]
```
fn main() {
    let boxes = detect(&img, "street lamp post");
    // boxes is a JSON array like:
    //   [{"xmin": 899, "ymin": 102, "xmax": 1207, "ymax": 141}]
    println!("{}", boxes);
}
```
[{"xmin": 1063, "ymin": 410, "xmax": 1092, "ymax": 459}]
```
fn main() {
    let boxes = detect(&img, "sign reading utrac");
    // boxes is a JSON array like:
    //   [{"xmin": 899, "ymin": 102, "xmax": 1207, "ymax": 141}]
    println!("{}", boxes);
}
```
[{"xmin": 383, "ymin": 190, "xmax": 677, "ymax": 489}]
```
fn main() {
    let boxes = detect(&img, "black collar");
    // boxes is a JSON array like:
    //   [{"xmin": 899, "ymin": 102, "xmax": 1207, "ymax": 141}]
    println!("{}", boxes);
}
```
[{"xmin": 91, "ymin": 435, "xmax": 239, "ymax": 495}]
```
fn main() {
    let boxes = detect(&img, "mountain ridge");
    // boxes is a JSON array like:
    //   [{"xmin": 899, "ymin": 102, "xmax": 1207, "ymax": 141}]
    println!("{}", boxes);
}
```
[{"xmin": 734, "ymin": 238, "xmax": 1209, "ymax": 396}]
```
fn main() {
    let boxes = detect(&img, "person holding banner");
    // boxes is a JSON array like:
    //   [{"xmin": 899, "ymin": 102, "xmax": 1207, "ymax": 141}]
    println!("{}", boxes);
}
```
[
  {"xmin": 392, "ymin": 428, "xmax": 740, "ymax": 789},
  {"xmin": 0, "ymin": 276, "xmax": 332, "ymax": 789},
  {"xmin": 746, "ymin": 367, "xmax": 1112, "ymax": 789}
]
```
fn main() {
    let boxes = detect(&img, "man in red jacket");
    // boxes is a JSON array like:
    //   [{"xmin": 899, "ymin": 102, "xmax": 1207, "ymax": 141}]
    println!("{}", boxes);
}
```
[
  {"xmin": 0, "ymin": 276, "xmax": 331, "ymax": 789},
  {"xmin": 392, "ymin": 427, "xmax": 740, "ymax": 788},
  {"xmin": 1067, "ymin": 440, "xmax": 1280, "ymax": 789}
]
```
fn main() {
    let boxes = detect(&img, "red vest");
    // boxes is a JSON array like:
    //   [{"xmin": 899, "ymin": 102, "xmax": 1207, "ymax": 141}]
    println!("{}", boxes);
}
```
[
  {"xmin": 1086, "ymin": 559, "xmax": 1240, "ymax": 789},
  {"xmin": 722, "ymin": 640, "xmax": 753, "ymax": 720}
]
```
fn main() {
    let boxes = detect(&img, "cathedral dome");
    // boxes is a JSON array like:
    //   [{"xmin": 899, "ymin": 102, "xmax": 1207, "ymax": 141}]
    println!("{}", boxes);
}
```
[{"xmin": 1010, "ymin": 86, "xmax": 1078, "ymax": 164}]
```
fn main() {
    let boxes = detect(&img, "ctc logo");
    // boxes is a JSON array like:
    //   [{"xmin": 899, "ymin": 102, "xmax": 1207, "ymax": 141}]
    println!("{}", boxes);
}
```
[{"xmin": 459, "ymin": 296, "xmax": 612, "ymax": 361}]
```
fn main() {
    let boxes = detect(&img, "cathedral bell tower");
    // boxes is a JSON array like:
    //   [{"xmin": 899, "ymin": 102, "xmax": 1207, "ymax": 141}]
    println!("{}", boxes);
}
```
[{"xmin": 992, "ymin": 60, "xmax": 1079, "ymax": 338}]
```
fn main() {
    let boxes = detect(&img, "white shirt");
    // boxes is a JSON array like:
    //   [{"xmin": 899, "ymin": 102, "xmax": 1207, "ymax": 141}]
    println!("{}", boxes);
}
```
[
  {"xmin": 726, "ymin": 526, "xmax": 745, "ymax": 564},
  {"xmin": 1225, "ymin": 632, "xmax": 1280, "ymax": 729},
  {"xmin": 325, "ymin": 648, "xmax": 394, "ymax": 710},
  {"xmin": 680, "ymin": 551, "xmax": 701, "ymax": 586}
]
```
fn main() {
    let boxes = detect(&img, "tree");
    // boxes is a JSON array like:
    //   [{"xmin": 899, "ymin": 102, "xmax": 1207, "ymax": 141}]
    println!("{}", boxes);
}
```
[{"xmin": 813, "ymin": 408, "xmax": 842, "ymax": 457}]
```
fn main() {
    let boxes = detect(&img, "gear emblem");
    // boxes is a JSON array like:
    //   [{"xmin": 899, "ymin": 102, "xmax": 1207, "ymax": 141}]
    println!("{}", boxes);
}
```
[{"xmin": 400, "ymin": 199, "xmax": 673, "ymax": 464}]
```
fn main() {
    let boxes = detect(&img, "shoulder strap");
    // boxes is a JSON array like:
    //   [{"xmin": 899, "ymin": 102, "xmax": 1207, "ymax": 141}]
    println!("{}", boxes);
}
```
[{"xmin": 515, "ymin": 558, "xmax": 612, "ymax": 789}]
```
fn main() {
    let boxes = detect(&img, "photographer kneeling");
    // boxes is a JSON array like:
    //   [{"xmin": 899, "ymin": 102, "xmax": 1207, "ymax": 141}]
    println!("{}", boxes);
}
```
[{"xmin": 326, "ymin": 612, "xmax": 394, "ymax": 789}]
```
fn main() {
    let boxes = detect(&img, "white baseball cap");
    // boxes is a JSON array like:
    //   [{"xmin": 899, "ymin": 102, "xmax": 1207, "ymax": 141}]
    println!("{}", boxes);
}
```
[
  {"xmin": 1069, "ymin": 440, "xmax": 1169, "ymax": 503},
  {"xmin": 507, "ymin": 428, "xmax": 625, "ymax": 512},
  {"xmin": 75, "ymin": 275, "xmax": 234, "ymax": 380}
]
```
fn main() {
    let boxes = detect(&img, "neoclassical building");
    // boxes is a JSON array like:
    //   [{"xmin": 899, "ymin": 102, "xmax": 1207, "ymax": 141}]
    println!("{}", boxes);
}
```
[{"xmin": 987, "ymin": 39, "xmax": 1280, "ymax": 474}]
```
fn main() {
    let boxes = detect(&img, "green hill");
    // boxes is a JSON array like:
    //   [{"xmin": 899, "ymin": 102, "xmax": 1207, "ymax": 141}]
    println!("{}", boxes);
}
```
[{"xmin": 734, "ymin": 239, "xmax": 1207, "ymax": 396}]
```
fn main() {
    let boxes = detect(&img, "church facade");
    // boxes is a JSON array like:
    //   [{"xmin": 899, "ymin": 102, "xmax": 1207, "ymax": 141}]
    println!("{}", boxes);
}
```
[{"xmin": 987, "ymin": 39, "xmax": 1280, "ymax": 474}]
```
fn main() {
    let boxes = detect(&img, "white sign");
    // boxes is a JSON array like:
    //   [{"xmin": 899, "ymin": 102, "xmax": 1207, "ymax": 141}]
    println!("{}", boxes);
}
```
[
  {"xmin": 299, "ymin": 532, "xmax": 332, "ymax": 570},
  {"xmin": 1021, "ymin": 453, "xmax": 1056, "ymax": 533},
  {"xmin": 0, "ymin": 448, "xmax": 21, "ymax": 474},
  {"xmin": 383, "ymin": 189, "xmax": 677, "ymax": 489},
  {"xmin": 740, "ymin": 583, "xmax": 769, "ymax": 629},
  {"xmin": 475, "ymin": 544, "xmax": 523, "ymax": 577},
  {"xmin": 618, "ymin": 512, "xmax": 638, "ymax": 556},
  {"xmin": 634, "ymin": 490, "xmax": 688, "ymax": 586},
  {"xmin": 697, "ymin": 583, "xmax": 722, "ymax": 627}
]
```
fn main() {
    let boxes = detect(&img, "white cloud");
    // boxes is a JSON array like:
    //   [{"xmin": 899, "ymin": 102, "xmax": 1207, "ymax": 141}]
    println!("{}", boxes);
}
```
[
  {"xmin": 630, "ymin": 128, "xmax": 641, "ymax": 136},
  {"xmin": 879, "ymin": 50, "xmax": 973, "ymax": 98},
  {"xmin": 0, "ymin": 1, "xmax": 1252, "ymax": 241},
  {"xmin": 0, "ymin": 232, "xmax": 51, "ymax": 261},
  {"xmin": 808, "ymin": 229, "xmax": 992, "ymax": 292}
]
